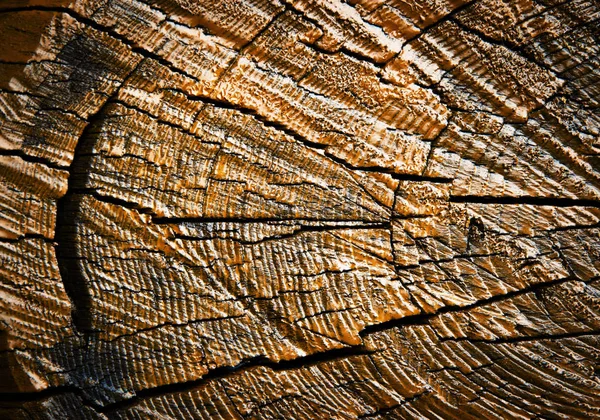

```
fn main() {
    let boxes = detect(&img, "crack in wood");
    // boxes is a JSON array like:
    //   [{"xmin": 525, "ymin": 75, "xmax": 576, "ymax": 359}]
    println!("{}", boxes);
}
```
[{"xmin": 3, "ymin": 0, "xmax": 600, "ymax": 417}]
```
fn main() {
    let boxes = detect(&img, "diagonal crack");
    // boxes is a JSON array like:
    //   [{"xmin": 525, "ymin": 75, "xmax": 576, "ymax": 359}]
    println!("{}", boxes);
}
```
[
  {"xmin": 360, "ymin": 275, "xmax": 581, "ymax": 336},
  {"xmin": 33, "ymin": 275, "xmax": 588, "ymax": 413},
  {"xmin": 96, "ymin": 345, "xmax": 376, "ymax": 413}
]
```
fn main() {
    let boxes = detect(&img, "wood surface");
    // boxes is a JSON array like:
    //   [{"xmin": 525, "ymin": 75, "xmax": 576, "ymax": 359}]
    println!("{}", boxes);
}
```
[{"xmin": 1, "ymin": 0, "xmax": 599, "ymax": 418}]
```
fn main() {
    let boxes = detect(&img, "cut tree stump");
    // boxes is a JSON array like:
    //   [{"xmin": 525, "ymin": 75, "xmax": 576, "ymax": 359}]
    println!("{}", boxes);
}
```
[{"xmin": 1, "ymin": 0, "xmax": 600, "ymax": 418}]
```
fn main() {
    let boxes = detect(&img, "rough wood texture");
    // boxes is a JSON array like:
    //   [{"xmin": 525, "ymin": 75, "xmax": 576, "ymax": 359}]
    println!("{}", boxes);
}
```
[{"xmin": 1, "ymin": 0, "xmax": 599, "ymax": 418}]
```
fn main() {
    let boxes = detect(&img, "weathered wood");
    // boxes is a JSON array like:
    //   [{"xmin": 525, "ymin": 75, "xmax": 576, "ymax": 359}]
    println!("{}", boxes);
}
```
[{"xmin": 1, "ymin": 0, "xmax": 599, "ymax": 418}]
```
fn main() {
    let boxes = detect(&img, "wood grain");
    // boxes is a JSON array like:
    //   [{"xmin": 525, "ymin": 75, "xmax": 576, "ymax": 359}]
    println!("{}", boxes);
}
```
[{"xmin": 1, "ymin": 0, "xmax": 599, "ymax": 418}]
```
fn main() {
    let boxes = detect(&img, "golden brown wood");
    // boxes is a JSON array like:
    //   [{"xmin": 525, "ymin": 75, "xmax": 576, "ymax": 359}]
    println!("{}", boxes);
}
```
[{"xmin": 1, "ymin": 0, "xmax": 599, "ymax": 418}]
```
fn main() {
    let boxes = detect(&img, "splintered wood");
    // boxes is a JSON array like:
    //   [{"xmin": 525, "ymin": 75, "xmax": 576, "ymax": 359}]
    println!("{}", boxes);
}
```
[{"xmin": 1, "ymin": 0, "xmax": 599, "ymax": 418}]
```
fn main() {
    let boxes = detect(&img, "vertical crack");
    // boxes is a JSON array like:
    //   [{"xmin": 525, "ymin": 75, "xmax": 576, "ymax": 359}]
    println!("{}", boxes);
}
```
[
  {"xmin": 50, "ymin": 30, "xmax": 144, "ymax": 334},
  {"xmin": 55, "ymin": 100, "xmax": 110, "ymax": 334}
]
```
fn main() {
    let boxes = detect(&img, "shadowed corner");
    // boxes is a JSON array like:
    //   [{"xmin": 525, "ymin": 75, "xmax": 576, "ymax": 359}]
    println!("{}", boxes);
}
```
[
  {"xmin": 0, "ymin": 330, "xmax": 21, "ymax": 393},
  {"xmin": 0, "ymin": 330, "xmax": 42, "ymax": 393}
]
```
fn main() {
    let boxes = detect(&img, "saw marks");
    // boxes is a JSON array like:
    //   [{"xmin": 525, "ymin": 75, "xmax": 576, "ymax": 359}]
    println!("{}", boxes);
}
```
[{"xmin": 1, "ymin": 0, "xmax": 600, "ymax": 417}]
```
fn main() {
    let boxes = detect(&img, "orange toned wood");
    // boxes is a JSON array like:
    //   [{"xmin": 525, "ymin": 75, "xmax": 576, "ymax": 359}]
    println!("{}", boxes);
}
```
[{"xmin": 1, "ymin": 0, "xmax": 599, "ymax": 418}]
